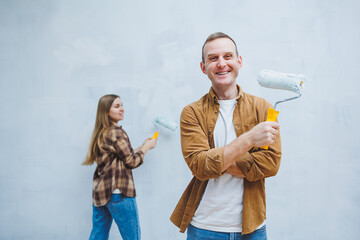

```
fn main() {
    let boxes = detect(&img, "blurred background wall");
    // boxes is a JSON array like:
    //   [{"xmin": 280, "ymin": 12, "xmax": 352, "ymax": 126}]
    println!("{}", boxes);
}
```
[{"xmin": 1, "ymin": 0, "xmax": 359, "ymax": 239}]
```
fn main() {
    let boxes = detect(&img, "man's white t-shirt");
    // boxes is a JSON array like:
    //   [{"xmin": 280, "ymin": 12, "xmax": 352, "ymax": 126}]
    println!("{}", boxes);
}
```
[{"xmin": 190, "ymin": 99, "xmax": 244, "ymax": 232}]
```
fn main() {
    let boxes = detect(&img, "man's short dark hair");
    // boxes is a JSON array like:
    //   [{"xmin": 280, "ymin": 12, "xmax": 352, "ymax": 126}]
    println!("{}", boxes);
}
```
[{"xmin": 202, "ymin": 32, "xmax": 239, "ymax": 63}]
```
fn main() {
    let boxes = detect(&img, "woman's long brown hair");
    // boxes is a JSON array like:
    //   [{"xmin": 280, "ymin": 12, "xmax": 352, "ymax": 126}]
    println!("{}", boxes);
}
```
[{"xmin": 82, "ymin": 94, "xmax": 119, "ymax": 165}]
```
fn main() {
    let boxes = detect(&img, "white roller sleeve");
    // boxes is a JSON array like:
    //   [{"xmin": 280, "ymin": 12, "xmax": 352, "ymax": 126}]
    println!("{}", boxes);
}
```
[
  {"xmin": 257, "ymin": 70, "xmax": 305, "ymax": 93},
  {"xmin": 154, "ymin": 115, "xmax": 177, "ymax": 131}
]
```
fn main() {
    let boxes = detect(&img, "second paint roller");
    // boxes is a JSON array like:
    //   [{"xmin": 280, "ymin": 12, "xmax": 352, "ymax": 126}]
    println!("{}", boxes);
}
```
[
  {"xmin": 257, "ymin": 70, "xmax": 306, "ymax": 149},
  {"xmin": 151, "ymin": 115, "xmax": 177, "ymax": 139}
]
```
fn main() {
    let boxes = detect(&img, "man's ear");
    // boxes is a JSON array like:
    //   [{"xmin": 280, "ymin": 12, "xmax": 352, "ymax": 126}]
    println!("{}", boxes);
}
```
[
  {"xmin": 200, "ymin": 61, "xmax": 207, "ymax": 74},
  {"xmin": 238, "ymin": 56, "xmax": 243, "ymax": 69}
]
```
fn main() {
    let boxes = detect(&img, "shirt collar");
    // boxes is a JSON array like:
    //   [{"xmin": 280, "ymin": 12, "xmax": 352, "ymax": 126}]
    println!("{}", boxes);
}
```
[
  {"xmin": 112, "ymin": 122, "xmax": 122, "ymax": 128},
  {"xmin": 208, "ymin": 84, "xmax": 244, "ymax": 105}
]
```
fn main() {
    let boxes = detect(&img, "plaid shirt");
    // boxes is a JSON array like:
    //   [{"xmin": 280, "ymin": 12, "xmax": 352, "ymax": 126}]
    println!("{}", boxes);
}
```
[{"xmin": 92, "ymin": 123, "xmax": 144, "ymax": 207}]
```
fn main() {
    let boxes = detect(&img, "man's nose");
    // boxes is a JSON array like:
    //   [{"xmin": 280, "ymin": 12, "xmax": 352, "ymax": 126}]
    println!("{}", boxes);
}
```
[{"xmin": 217, "ymin": 57, "xmax": 226, "ymax": 68}]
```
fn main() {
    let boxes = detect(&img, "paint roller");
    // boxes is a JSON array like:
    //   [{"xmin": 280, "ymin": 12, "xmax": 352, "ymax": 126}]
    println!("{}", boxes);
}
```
[
  {"xmin": 151, "ymin": 115, "xmax": 177, "ymax": 139},
  {"xmin": 257, "ymin": 70, "xmax": 306, "ymax": 149}
]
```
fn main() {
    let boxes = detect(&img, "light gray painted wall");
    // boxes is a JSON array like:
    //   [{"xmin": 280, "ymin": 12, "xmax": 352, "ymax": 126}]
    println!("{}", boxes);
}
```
[{"xmin": 1, "ymin": 0, "xmax": 359, "ymax": 239}]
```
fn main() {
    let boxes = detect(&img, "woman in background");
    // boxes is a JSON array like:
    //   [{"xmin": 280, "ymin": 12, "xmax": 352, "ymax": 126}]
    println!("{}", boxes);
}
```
[{"xmin": 83, "ymin": 94, "xmax": 157, "ymax": 240}]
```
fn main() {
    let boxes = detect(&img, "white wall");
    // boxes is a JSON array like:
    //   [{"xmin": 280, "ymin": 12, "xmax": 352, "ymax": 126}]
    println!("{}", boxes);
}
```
[{"xmin": 1, "ymin": 0, "xmax": 359, "ymax": 239}]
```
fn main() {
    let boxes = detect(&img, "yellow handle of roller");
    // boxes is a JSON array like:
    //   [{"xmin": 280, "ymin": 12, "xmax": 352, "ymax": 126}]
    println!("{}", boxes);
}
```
[
  {"xmin": 152, "ymin": 131, "xmax": 159, "ymax": 139},
  {"xmin": 261, "ymin": 108, "xmax": 279, "ymax": 150}
]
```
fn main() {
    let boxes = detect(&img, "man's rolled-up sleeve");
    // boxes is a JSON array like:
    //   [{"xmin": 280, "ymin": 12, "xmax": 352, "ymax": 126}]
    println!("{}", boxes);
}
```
[
  {"xmin": 235, "ymin": 101, "xmax": 282, "ymax": 182},
  {"xmin": 235, "ymin": 141, "xmax": 281, "ymax": 182},
  {"xmin": 180, "ymin": 105, "xmax": 224, "ymax": 181}
]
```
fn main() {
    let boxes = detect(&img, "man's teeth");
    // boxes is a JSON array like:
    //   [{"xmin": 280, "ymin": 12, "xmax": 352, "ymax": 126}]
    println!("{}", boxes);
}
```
[{"xmin": 217, "ymin": 72, "xmax": 229, "ymax": 75}]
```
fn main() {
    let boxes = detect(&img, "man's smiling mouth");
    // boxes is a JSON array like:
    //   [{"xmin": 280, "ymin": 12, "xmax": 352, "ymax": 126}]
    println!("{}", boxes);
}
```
[{"xmin": 216, "ymin": 71, "xmax": 230, "ymax": 75}]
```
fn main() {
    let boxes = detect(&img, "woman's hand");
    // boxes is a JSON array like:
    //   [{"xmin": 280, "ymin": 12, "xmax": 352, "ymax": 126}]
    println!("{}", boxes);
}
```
[
  {"xmin": 138, "ymin": 138, "xmax": 157, "ymax": 154},
  {"xmin": 143, "ymin": 138, "xmax": 157, "ymax": 150}
]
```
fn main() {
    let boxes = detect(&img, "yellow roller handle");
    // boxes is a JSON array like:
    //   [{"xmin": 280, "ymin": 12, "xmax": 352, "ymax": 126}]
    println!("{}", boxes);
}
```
[
  {"xmin": 262, "ymin": 108, "xmax": 279, "ymax": 150},
  {"xmin": 152, "ymin": 131, "xmax": 159, "ymax": 139}
]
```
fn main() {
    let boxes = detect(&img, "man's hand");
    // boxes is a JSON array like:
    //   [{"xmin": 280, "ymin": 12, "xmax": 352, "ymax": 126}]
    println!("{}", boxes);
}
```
[
  {"xmin": 248, "ymin": 121, "xmax": 279, "ymax": 148},
  {"xmin": 222, "ymin": 121, "xmax": 279, "ymax": 172}
]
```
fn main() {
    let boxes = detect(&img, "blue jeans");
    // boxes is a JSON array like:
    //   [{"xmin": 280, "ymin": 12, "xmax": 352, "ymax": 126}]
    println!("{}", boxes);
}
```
[
  {"xmin": 187, "ymin": 224, "xmax": 267, "ymax": 240},
  {"xmin": 89, "ymin": 194, "xmax": 140, "ymax": 240}
]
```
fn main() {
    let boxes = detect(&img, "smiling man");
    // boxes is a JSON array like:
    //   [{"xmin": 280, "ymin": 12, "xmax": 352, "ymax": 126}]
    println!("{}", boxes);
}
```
[{"xmin": 170, "ymin": 32, "xmax": 282, "ymax": 240}]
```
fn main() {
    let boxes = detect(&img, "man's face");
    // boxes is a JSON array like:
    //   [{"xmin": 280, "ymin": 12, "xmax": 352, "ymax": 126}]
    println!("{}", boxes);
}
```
[{"xmin": 201, "ymin": 38, "xmax": 242, "ymax": 90}]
